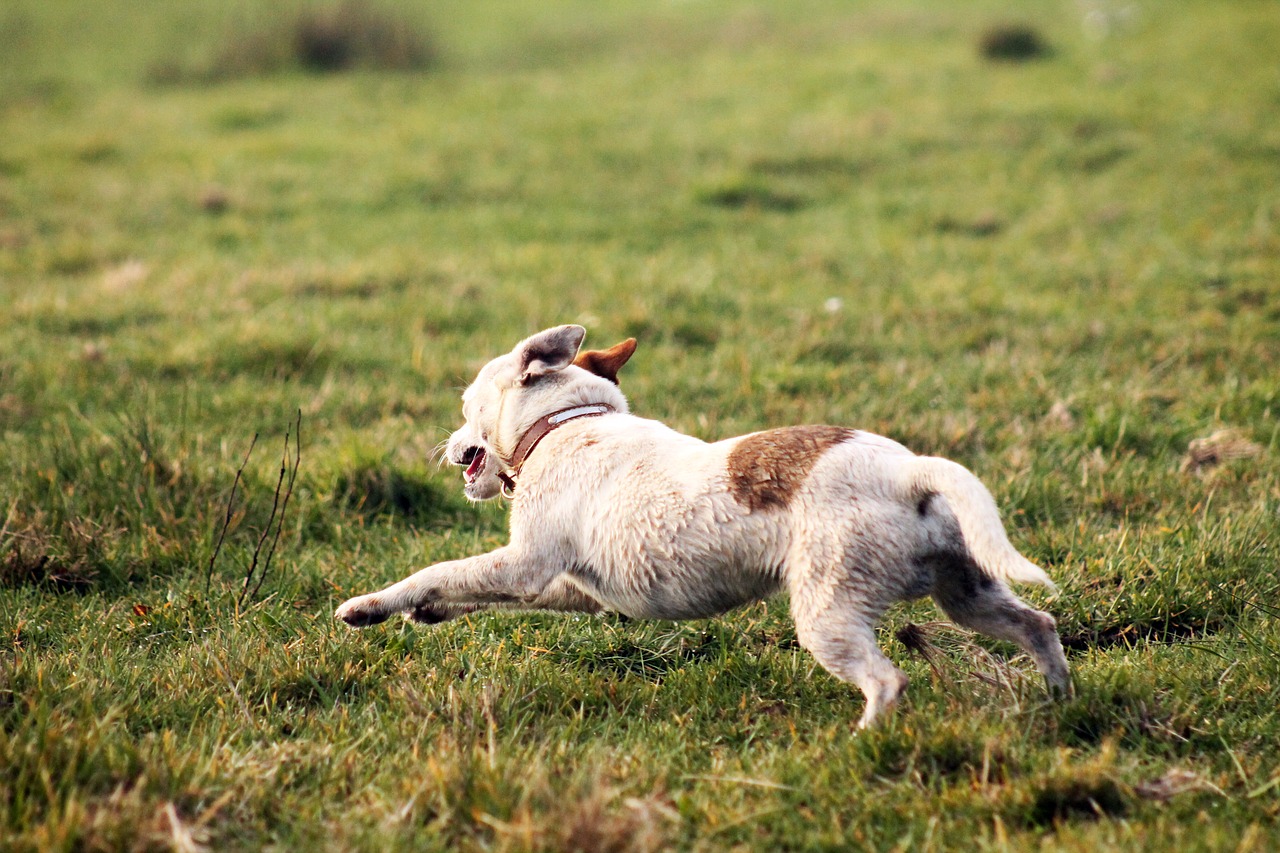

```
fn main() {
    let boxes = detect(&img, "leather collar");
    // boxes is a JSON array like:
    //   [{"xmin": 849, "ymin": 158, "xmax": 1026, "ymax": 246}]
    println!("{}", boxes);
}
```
[{"xmin": 497, "ymin": 404, "xmax": 614, "ymax": 495}]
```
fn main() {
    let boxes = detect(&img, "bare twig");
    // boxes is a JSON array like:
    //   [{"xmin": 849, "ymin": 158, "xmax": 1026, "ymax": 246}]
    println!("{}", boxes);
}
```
[
  {"xmin": 237, "ymin": 446, "xmax": 286, "ymax": 608},
  {"xmin": 249, "ymin": 409, "xmax": 301, "ymax": 604},
  {"xmin": 205, "ymin": 434, "xmax": 258, "ymax": 595},
  {"xmin": 238, "ymin": 410, "xmax": 302, "ymax": 610}
]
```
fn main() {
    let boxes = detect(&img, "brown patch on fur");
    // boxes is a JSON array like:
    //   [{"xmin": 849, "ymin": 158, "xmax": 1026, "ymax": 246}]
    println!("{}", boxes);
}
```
[
  {"xmin": 573, "ymin": 338, "xmax": 637, "ymax": 384},
  {"xmin": 727, "ymin": 426, "xmax": 855, "ymax": 511}
]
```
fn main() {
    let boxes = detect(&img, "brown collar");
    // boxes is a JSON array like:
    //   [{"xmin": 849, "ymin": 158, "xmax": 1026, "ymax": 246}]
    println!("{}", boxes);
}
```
[{"xmin": 497, "ymin": 404, "xmax": 615, "ymax": 495}]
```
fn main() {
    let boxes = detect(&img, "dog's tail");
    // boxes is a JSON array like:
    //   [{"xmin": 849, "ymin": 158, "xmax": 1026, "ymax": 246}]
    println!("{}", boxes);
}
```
[{"xmin": 908, "ymin": 456, "xmax": 1056, "ymax": 591}]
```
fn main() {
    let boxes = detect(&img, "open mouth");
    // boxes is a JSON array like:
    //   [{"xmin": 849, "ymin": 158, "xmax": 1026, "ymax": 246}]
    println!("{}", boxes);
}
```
[{"xmin": 463, "ymin": 447, "xmax": 487, "ymax": 484}]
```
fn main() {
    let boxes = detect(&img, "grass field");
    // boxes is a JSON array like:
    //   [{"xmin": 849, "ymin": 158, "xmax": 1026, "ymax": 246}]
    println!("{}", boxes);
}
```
[{"xmin": 3, "ymin": 0, "xmax": 1280, "ymax": 849}]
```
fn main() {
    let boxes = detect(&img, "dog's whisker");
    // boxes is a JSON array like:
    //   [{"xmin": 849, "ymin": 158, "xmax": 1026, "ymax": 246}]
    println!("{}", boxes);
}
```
[{"xmin": 429, "ymin": 439, "xmax": 450, "ymax": 465}]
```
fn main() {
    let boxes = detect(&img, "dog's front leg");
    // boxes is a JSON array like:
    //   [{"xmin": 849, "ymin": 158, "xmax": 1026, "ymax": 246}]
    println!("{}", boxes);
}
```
[
  {"xmin": 403, "ymin": 574, "xmax": 604, "ymax": 624},
  {"xmin": 335, "ymin": 546, "xmax": 555, "ymax": 628}
]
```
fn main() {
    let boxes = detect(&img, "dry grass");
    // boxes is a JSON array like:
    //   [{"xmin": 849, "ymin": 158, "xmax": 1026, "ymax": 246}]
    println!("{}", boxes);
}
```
[{"xmin": 1181, "ymin": 428, "xmax": 1263, "ymax": 473}]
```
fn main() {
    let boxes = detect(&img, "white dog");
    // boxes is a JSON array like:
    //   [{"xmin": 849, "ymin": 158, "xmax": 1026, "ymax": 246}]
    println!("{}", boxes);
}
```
[{"xmin": 336, "ymin": 325, "xmax": 1070, "ymax": 727}]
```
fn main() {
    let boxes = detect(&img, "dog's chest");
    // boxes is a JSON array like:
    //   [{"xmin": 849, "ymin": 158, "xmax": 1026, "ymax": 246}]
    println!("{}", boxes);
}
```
[{"xmin": 514, "ymin": 431, "xmax": 790, "ymax": 620}]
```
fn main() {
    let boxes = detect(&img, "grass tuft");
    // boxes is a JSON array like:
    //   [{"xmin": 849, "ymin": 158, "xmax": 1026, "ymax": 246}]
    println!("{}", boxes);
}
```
[
  {"xmin": 978, "ymin": 23, "xmax": 1051, "ymax": 62},
  {"xmin": 694, "ymin": 176, "xmax": 807, "ymax": 212},
  {"xmin": 1027, "ymin": 774, "xmax": 1129, "ymax": 825},
  {"xmin": 291, "ymin": 1, "xmax": 436, "ymax": 73},
  {"xmin": 1181, "ymin": 428, "xmax": 1263, "ymax": 473},
  {"xmin": 0, "ymin": 511, "xmax": 99, "ymax": 592},
  {"xmin": 550, "ymin": 784, "xmax": 676, "ymax": 853},
  {"xmin": 1012, "ymin": 743, "xmax": 1133, "ymax": 827},
  {"xmin": 152, "ymin": 1, "xmax": 437, "ymax": 84},
  {"xmin": 934, "ymin": 212, "xmax": 1004, "ymax": 237}
]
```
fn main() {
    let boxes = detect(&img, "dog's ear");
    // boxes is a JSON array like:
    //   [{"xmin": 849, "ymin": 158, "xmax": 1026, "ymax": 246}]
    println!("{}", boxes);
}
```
[
  {"xmin": 515, "ymin": 325, "xmax": 586, "ymax": 384},
  {"xmin": 572, "ymin": 338, "xmax": 637, "ymax": 385}
]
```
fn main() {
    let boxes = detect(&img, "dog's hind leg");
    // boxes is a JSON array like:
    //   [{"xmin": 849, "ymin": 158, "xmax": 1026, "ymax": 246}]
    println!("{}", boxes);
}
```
[
  {"xmin": 791, "ymin": 585, "xmax": 908, "ymax": 729},
  {"xmin": 795, "ymin": 612, "xmax": 908, "ymax": 729},
  {"xmin": 931, "ymin": 556, "xmax": 1071, "ymax": 697}
]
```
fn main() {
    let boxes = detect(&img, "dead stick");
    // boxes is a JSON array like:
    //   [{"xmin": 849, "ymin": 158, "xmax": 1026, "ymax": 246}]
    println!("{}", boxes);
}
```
[
  {"xmin": 206, "ymin": 434, "xmax": 258, "ymax": 596},
  {"xmin": 250, "ymin": 410, "xmax": 302, "ymax": 603},
  {"xmin": 238, "ymin": 431, "xmax": 288, "ymax": 611}
]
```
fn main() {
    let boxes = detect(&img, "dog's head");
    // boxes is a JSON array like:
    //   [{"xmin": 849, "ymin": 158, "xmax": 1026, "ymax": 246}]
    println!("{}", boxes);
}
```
[{"xmin": 445, "ymin": 325, "xmax": 635, "ymax": 500}]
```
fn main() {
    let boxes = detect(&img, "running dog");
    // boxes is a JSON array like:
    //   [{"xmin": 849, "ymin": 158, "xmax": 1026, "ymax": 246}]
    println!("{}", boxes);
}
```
[{"xmin": 336, "ymin": 325, "xmax": 1070, "ymax": 727}]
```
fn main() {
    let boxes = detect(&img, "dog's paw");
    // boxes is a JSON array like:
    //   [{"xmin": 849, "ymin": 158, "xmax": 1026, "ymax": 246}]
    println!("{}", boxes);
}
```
[
  {"xmin": 335, "ymin": 595, "xmax": 392, "ymax": 628},
  {"xmin": 1047, "ymin": 675, "xmax": 1076, "ymax": 701}
]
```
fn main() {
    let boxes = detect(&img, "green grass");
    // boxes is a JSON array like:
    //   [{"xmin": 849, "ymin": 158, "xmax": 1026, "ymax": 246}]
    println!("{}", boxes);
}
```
[{"xmin": 3, "ymin": 0, "xmax": 1280, "ymax": 849}]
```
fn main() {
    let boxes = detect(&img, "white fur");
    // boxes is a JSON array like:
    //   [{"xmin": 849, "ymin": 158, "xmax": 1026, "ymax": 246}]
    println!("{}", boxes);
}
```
[{"xmin": 337, "ymin": 325, "xmax": 1071, "ymax": 727}]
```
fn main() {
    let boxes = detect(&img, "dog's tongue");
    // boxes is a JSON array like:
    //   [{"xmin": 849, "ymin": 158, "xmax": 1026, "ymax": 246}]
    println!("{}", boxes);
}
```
[{"xmin": 465, "ymin": 448, "xmax": 486, "ymax": 483}]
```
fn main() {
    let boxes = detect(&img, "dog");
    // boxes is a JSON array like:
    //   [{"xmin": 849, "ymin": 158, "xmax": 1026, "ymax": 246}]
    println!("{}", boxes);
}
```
[{"xmin": 336, "ymin": 325, "xmax": 1071, "ymax": 727}]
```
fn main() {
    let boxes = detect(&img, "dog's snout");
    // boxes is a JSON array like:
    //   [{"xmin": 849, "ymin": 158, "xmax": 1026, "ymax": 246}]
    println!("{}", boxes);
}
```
[{"xmin": 445, "ymin": 426, "xmax": 479, "ymax": 465}]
